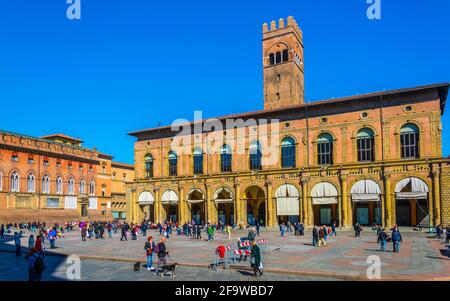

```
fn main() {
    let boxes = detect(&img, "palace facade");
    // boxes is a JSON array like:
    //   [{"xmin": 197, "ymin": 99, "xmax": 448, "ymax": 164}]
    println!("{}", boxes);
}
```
[
  {"xmin": 128, "ymin": 16, "xmax": 450, "ymax": 228},
  {"xmin": 0, "ymin": 131, "xmax": 134, "ymax": 224}
]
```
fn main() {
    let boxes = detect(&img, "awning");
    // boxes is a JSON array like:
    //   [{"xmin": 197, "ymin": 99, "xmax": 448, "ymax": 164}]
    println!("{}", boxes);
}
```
[
  {"xmin": 395, "ymin": 177, "xmax": 429, "ymax": 200},
  {"xmin": 276, "ymin": 184, "xmax": 300, "ymax": 216},
  {"xmin": 214, "ymin": 187, "xmax": 235, "ymax": 204},
  {"xmin": 187, "ymin": 188, "xmax": 205, "ymax": 203},
  {"xmin": 311, "ymin": 182, "xmax": 338, "ymax": 205},
  {"xmin": 161, "ymin": 190, "xmax": 179, "ymax": 204},
  {"xmin": 351, "ymin": 179, "xmax": 381, "ymax": 202},
  {"xmin": 138, "ymin": 191, "xmax": 155, "ymax": 205}
]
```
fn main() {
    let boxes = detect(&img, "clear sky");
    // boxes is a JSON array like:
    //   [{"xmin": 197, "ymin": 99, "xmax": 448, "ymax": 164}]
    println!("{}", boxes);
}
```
[{"xmin": 0, "ymin": 0, "xmax": 449, "ymax": 164}]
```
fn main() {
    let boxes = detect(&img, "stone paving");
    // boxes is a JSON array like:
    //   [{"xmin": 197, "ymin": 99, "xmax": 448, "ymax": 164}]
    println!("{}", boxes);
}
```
[
  {"xmin": 0, "ymin": 252, "xmax": 338, "ymax": 281},
  {"xmin": 1, "ymin": 228, "xmax": 449, "ymax": 281}
]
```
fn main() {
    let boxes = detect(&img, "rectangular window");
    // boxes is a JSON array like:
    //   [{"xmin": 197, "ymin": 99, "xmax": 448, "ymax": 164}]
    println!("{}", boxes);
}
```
[
  {"xmin": 193, "ymin": 156, "xmax": 203, "ymax": 175},
  {"xmin": 169, "ymin": 161, "xmax": 177, "ymax": 176},
  {"xmin": 145, "ymin": 161, "xmax": 153, "ymax": 178},
  {"xmin": 357, "ymin": 137, "xmax": 374, "ymax": 162},
  {"xmin": 221, "ymin": 154, "xmax": 232, "ymax": 172},
  {"xmin": 250, "ymin": 154, "xmax": 262, "ymax": 171},
  {"xmin": 46, "ymin": 198, "xmax": 60, "ymax": 208},
  {"xmin": 317, "ymin": 142, "xmax": 333, "ymax": 165},
  {"xmin": 401, "ymin": 133, "xmax": 419, "ymax": 159}
]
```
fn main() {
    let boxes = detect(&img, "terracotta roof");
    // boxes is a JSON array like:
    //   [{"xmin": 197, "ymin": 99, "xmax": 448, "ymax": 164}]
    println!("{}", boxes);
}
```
[
  {"xmin": 40, "ymin": 133, "xmax": 83, "ymax": 143},
  {"xmin": 128, "ymin": 82, "xmax": 450, "ymax": 137},
  {"xmin": 112, "ymin": 161, "xmax": 134, "ymax": 170}
]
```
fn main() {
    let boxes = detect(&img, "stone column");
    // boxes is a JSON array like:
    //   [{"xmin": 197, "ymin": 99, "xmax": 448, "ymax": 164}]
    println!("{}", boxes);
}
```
[
  {"xmin": 266, "ymin": 181, "xmax": 273, "ymax": 227},
  {"xmin": 154, "ymin": 188, "xmax": 160, "ymax": 223},
  {"xmin": 179, "ymin": 188, "xmax": 186, "ymax": 224},
  {"xmin": 235, "ymin": 183, "xmax": 241, "ymax": 226},
  {"xmin": 301, "ymin": 178, "xmax": 309, "ymax": 226},
  {"xmin": 432, "ymin": 170, "xmax": 441, "ymax": 226},
  {"xmin": 384, "ymin": 173, "xmax": 392, "ymax": 227},
  {"xmin": 340, "ymin": 174, "xmax": 348, "ymax": 228}
]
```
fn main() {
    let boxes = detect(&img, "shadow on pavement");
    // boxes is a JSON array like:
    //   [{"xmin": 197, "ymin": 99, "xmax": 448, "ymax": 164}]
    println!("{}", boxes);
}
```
[{"xmin": 0, "ymin": 233, "xmax": 70, "ymax": 281}]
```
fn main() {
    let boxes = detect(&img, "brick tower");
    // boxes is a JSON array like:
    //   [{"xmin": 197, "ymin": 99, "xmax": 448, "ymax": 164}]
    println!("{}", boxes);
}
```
[{"xmin": 263, "ymin": 16, "xmax": 305, "ymax": 110}]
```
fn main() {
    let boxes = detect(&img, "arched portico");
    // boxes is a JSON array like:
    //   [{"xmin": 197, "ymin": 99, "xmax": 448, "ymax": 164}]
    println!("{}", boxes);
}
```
[
  {"xmin": 187, "ymin": 188, "xmax": 206, "ymax": 225},
  {"xmin": 243, "ymin": 186, "xmax": 266, "ymax": 226},
  {"xmin": 214, "ymin": 187, "xmax": 235, "ymax": 226},
  {"xmin": 394, "ymin": 177, "xmax": 430, "ymax": 226}
]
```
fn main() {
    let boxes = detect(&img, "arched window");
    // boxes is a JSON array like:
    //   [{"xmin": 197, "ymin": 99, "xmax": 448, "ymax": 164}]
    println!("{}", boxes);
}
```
[
  {"xmin": 145, "ymin": 154, "xmax": 153, "ymax": 178},
  {"xmin": 43, "ymin": 157, "xmax": 49, "ymax": 166},
  {"xmin": 269, "ymin": 53, "xmax": 275, "ymax": 65},
  {"xmin": 193, "ymin": 148, "xmax": 203, "ymax": 175},
  {"xmin": 400, "ymin": 123, "xmax": 419, "ymax": 159},
  {"xmin": 89, "ymin": 180, "xmax": 95, "ymax": 196},
  {"xmin": 11, "ymin": 172, "xmax": 19, "ymax": 192},
  {"xmin": 249, "ymin": 141, "xmax": 262, "ymax": 171},
  {"xmin": 275, "ymin": 52, "xmax": 282, "ymax": 64},
  {"xmin": 220, "ymin": 144, "xmax": 232, "ymax": 172},
  {"xmin": 282, "ymin": 49, "xmax": 289, "ymax": 62},
  {"xmin": 281, "ymin": 137, "xmax": 296, "ymax": 168},
  {"xmin": 68, "ymin": 177, "xmax": 75, "ymax": 195},
  {"xmin": 10, "ymin": 172, "xmax": 20, "ymax": 192},
  {"xmin": 56, "ymin": 177, "xmax": 63, "ymax": 194},
  {"xmin": 168, "ymin": 151, "xmax": 177, "ymax": 176},
  {"xmin": 317, "ymin": 133, "xmax": 333, "ymax": 165},
  {"xmin": 27, "ymin": 174, "xmax": 35, "ymax": 193},
  {"xmin": 80, "ymin": 179, "xmax": 86, "ymax": 195},
  {"xmin": 357, "ymin": 128, "xmax": 375, "ymax": 162},
  {"xmin": 42, "ymin": 175, "xmax": 50, "ymax": 194}
]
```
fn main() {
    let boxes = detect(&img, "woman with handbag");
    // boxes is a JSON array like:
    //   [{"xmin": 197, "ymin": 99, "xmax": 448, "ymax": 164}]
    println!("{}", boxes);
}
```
[{"xmin": 250, "ymin": 241, "xmax": 263, "ymax": 277}]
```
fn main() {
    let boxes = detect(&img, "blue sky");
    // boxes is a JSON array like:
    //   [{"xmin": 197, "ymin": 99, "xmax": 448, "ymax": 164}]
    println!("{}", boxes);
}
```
[{"xmin": 0, "ymin": 0, "xmax": 449, "ymax": 164}]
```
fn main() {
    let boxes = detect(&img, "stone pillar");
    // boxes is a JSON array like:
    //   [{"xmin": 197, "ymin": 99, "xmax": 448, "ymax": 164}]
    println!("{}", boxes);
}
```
[
  {"xmin": 179, "ymin": 188, "xmax": 186, "ymax": 224},
  {"xmin": 266, "ymin": 181, "xmax": 273, "ymax": 227},
  {"xmin": 205, "ymin": 185, "xmax": 213, "ymax": 223},
  {"xmin": 432, "ymin": 170, "xmax": 441, "ymax": 226},
  {"xmin": 384, "ymin": 174, "xmax": 392, "ymax": 227},
  {"xmin": 340, "ymin": 174, "xmax": 347, "ymax": 228},
  {"xmin": 154, "ymin": 188, "xmax": 160, "ymax": 223},
  {"xmin": 235, "ymin": 184, "xmax": 241, "ymax": 226},
  {"xmin": 301, "ymin": 178, "xmax": 309, "ymax": 226}
]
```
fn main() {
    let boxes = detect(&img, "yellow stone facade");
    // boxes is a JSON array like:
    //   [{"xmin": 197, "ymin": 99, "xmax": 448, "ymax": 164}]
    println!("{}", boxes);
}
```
[{"xmin": 126, "ymin": 16, "xmax": 450, "ymax": 228}]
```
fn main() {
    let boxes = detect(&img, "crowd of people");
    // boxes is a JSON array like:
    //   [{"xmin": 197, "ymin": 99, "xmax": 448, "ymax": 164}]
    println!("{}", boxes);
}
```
[{"xmin": 1, "ymin": 217, "xmax": 449, "ymax": 281}]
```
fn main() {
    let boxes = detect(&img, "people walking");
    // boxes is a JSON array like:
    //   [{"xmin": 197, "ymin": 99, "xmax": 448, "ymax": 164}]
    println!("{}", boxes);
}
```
[
  {"xmin": 28, "ymin": 235, "xmax": 35, "ymax": 249},
  {"xmin": 120, "ymin": 224, "xmax": 128, "ymax": 241},
  {"xmin": 144, "ymin": 236, "xmax": 156, "ymax": 271},
  {"xmin": 250, "ymin": 241, "xmax": 263, "ymax": 277},
  {"xmin": 331, "ymin": 223, "xmax": 337, "ymax": 237},
  {"xmin": 391, "ymin": 226, "xmax": 403, "ymax": 253},
  {"xmin": 256, "ymin": 222, "xmax": 260, "ymax": 237},
  {"xmin": 377, "ymin": 228, "xmax": 388, "ymax": 251},
  {"xmin": 318, "ymin": 226, "xmax": 327, "ymax": 247},
  {"xmin": 354, "ymin": 223, "xmax": 362, "ymax": 237},
  {"xmin": 312, "ymin": 226, "xmax": 318, "ymax": 247},
  {"xmin": 156, "ymin": 237, "xmax": 168, "ymax": 267},
  {"xmin": 27, "ymin": 248, "xmax": 45, "ymax": 281},
  {"xmin": 14, "ymin": 232, "xmax": 22, "ymax": 256}
]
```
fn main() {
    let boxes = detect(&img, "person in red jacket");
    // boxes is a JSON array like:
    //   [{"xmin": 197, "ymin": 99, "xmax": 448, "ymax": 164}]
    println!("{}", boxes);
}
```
[{"xmin": 35, "ymin": 235, "xmax": 43, "ymax": 254}]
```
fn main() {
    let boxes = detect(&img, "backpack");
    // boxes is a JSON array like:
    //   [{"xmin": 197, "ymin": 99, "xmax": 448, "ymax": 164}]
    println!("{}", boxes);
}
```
[
  {"xmin": 34, "ymin": 254, "xmax": 46, "ymax": 272},
  {"xmin": 154, "ymin": 243, "xmax": 160, "ymax": 254}
]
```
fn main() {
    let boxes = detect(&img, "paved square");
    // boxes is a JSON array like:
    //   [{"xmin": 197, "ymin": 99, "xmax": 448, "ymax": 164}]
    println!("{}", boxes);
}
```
[{"xmin": 1, "ymin": 228, "xmax": 449, "ymax": 281}]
